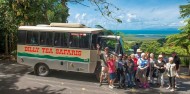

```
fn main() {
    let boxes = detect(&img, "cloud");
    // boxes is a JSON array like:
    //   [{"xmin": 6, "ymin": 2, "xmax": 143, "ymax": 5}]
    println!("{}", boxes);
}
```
[
  {"xmin": 75, "ymin": 13, "xmax": 80, "ymax": 19},
  {"xmin": 81, "ymin": 13, "xmax": 87, "ymax": 19}
]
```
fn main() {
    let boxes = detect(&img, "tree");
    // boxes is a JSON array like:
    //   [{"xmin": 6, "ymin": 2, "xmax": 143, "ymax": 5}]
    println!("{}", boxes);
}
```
[
  {"xmin": 0, "ymin": 0, "xmax": 121, "ymax": 56},
  {"xmin": 11, "ymin": 0, "xmax": 69, "ymax": 25},
  {"xmin": 140, "ymin": 41, "xmax": 161, "ymax": 54},
  {"xmin": 0, "ymin": 0, "xmax": 69, "ymax": 55},
  {"xmin": 166, "ymin": 3, "xmax": 190, "ymax": 53}
]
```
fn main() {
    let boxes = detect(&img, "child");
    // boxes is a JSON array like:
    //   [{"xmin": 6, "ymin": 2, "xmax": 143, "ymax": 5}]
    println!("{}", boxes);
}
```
[
  {"xmin": 166, "ymin": 57, "xmax": 176, "ymax": 92},
  {"xmin": 107, "ymin": 54, "xmax": 116, "ymax": 89}
]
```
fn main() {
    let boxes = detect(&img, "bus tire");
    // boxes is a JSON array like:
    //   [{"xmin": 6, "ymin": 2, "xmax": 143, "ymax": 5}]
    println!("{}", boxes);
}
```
[{"xmin": 36, "ymin": 63, "xmax": 50, "ymax": 77}]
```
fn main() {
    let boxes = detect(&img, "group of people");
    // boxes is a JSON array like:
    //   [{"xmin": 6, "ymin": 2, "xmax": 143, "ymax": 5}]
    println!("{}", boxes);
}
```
[{"xmin": 97, "ymin": 45, "xmax": 181, "ymax": 92}]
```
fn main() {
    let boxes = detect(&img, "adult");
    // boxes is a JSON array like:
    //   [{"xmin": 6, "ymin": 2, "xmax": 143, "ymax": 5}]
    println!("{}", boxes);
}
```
[
  {"xmin": 131, "ymin": 54, "xmax": 138, "ymax": 86},
  {"xmin": 125, "ymin": 55, "xmax": 135, "ymax": 88},
  {"xmin": 172, "ymin": 52, "xmax": 181, "ymax": 88},
  {"xmin": 133, "ymin": 43, "xmax": 139, "ymax": 54},
  {"xmin": 161, "ymin": 52, "xmax": 168, "ymax": 63},
  {"xmin": 154, "ymin": 55, "xmax": 166, "ymax": 88},
  {"xmin": 166, "ymin": 57, "xmax": 177, "ymax": 92},
  {"xmin": 136, "ymin": 53, "xmax": 149, "ymax": 88},
  {"xmin": 136, "ymin": 49, "xmax": 143, "ymax": 59},
  {"xmin": 116, "ymin": 54, "xmax": 125, "ymax": 88},
  {"xmin": 97, "ymin": 44, "xmax": 110, "ymax": 86},
  {"xmin": 145, "ymin": 52, "xmax": 150, "ymax": 88},
  {"xmin": 149, "ymin": 53, "xmax": 156, "ymax": 84}
]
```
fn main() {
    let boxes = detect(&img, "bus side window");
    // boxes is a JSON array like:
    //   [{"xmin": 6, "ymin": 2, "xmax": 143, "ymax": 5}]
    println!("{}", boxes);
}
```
[
  {"xmin": 69, "ymin": 33, "xmax": 90, "ymax": 49},
  {"xmin": 69, "ymin": 33, "xmax": 79, "ymax": 48},
  {"xmin": 18, "ymin": 30, "xmax": 26, "ymax": 44},
  {"xmin": 46, "ymin": 32, "xmax": 53, "ymax": 46},
  {"xmin": 54, "ymin": 32, "xmax": 61, "ymax": 46},
  {"xmin": 91, "ymin": 34, "xmax": 97, "ymax": 50},
  {"xmin": 40, "ymin": 32, "xmax": 53, "ymax": 46},
  {"xmin": 79, "ymin": 33, "xmax": 90, "ymax": 48},
  {"xmin": 26, "ymin": 31, "xmax": 39, "ymax": 45},
  {"xmin": 61, "ymin": 33, "xmax": 68, "ymax": 47},
  {"xmin": 40, "ymin": 32, "xmax": 46, "ymax": 45},
  {"xmin": 54, "ymin": 32, "xmax": 68, "ymax": 47}
]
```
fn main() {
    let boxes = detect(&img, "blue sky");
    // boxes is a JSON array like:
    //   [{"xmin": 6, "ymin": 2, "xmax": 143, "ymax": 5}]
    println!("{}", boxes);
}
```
[{"xmin": 67, "ymin": 0, "xmax": 188, "ymax": 30}]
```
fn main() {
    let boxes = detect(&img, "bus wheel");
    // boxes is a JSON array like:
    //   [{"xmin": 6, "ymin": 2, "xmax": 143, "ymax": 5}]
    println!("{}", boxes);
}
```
[{"xmin": 37, "ymin": 64, "xmax": 49, "ymax": 77}]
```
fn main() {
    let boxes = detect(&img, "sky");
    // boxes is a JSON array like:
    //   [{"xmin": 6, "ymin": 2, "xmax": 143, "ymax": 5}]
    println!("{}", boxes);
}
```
[{"xmin": 67, "ymin": 0, "xmax": 188, "ymax": 30}]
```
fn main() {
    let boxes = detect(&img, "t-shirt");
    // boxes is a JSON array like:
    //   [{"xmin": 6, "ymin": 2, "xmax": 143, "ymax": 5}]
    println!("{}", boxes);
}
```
[
  {"xmin": 125, "ymin": 59, "xmax": 134, "ymax": 73},
  {"xmin": 117, "ymin": 59, "xmax": 124, "ymax": 70},
  {"xmin": 107, "ymin": 60, "xmax": 116, "ymax": 73},
  {"xmin": 155, "ymin": 60, "xmax": 165, "ymax": 73},
  {"xmin": 166, "ymin": 63, "xmax": 176, "ymax": 77},
  {"xmin": 132, "ymin": 58, "xmax": 138, "ymax": 71},
  {"xmin": 100, "ymin": 52, "xmax": 109, "ymax": 67},
  {"xmin": 138, "ymin": 58, "xmax": 148, "ymax": 68}
]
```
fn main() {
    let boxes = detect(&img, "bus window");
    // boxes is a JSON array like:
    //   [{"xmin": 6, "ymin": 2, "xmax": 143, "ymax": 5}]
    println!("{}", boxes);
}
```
[
  {"xmin": 26, "ymin": 31, "xmax": 39, "ymax": 45},
  {"xmin": 79, "ymin": 33, "xmax": 90, "ymax": 48},
  {"xmin": 69, "ymin": 33, "xmax": 90, "ymax": 49},
  {"xmin": 40, "ymin": 32, "xmax": 53, "ymax": 46},
  {"xmin": 46, "ymin": 32, "xmax": 53, "ymax": 46},
  {"xmin": 40, "ymin": 32, "xmax": 46, "ymax": 45},
  {"xmin": 91, "ymin": 34, "xmax": 97, "ymax": 50},
  {"xmin": 54, "ymin": 32, "xmax": 68, "ymax": 47},
  {"xmin": 18, "ymin": 30, "xmax": 26, "ymax": 44},
  {"xmin": 69, "ymin": 33, "xmax": 79, "ymax": 48}
]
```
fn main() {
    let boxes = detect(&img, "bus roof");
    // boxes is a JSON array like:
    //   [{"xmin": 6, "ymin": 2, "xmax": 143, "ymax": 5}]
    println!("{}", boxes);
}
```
[{"xmin": 18, "ymin": 26, "xmax": 103, "ymax": 33}]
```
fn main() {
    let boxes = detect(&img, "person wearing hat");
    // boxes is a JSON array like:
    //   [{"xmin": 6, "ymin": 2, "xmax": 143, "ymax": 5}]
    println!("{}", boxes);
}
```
[
  {"xmin": 154, "ymin": 54, "xmax": 166, "ymax": 88},
  {"xmin": 116, "ymin": 54, "xmax": 125, "ymax": 88},
  {"xmin": 136, "ymin": 49, "xmax": 143, "ymax": 59}
]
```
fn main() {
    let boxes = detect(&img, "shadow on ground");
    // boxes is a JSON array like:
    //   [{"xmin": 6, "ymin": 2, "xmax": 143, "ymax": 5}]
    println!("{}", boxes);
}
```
[{"xmin": 0, "ymin": 60, "xmax": 66, "ymax": 94}]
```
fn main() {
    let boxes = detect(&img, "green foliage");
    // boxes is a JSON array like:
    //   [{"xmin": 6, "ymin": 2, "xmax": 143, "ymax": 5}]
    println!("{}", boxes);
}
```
[
  {"xmin": 158, "ymin": 46, "xmax": 188, "ymax": 55},
  {"xmin": 180, "ymin": 3, "xmax": 190, "ymax": 18},
  {"xmin": 10, "ymin": 0, "xmax": 69, "ymax": 25},
  {"xmin": 140, "ymin": 41, "xmax": 161, "ymax": 54},
  {"xmin": 0, "ymin": 0, "xmax": 69, "ymax": 54}
]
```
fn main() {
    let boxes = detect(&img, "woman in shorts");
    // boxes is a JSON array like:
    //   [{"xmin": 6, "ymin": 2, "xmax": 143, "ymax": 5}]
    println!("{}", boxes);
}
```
[{"xmin": 107, "ymin": 54, "xmax": 116, "ymax": 89}]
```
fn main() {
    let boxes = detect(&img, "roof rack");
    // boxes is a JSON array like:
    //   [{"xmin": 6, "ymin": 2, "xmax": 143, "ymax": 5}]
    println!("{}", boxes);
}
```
[{"xmin": 50, "ymin": 23, "xmax": 86, "ymax": 28}]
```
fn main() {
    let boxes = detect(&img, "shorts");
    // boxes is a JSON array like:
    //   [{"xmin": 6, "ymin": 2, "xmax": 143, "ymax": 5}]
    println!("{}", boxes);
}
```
[
  {"xmin": 101, "ymin": 66, "xmax": 108, "ymax": 76},
  {"xmin": 109, "ymin": 73, "xmax": 116, "ymax": 80}
]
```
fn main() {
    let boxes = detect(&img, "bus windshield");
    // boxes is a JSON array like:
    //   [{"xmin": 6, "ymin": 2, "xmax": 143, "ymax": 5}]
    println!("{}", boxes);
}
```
[{"xmin": 98, "ymin": 38, "xmax": 123, "ymax": 55}]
